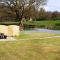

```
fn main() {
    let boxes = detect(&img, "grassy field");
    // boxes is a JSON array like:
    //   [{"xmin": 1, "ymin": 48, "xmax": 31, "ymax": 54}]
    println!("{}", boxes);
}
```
[
  {"xmin": 0, "ymin": 20, "xmax": 60, "ymax": 29},
  {"xmin": 24, "ymin": 20, "xmax": 60, "ymax": 26},
  {"xmin": 24, "ymin": 20, "xmax": 60, "ymax": 30},
  {"xmin": 0, "ymin": 32, "xmax": 60, "ymax": 60},
  {"xmin": 0, "ymin": 20, "xmax": 60, "ymax": 26}
]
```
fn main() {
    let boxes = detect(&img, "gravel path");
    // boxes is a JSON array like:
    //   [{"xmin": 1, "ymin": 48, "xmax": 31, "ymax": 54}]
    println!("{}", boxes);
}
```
[
  {"xmin": 0, "ymin": 37, "xmax": 16, "ymax": 41},
  {"xmin": 0, "ymin": 36, "xmax": 60, "ymax": 41},
  {"xmin": 18, "ymin": 36, "xmax": 60, "ymax": 41}
]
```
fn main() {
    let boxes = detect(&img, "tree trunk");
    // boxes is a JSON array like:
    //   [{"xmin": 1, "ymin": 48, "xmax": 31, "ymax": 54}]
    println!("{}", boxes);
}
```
[
  {"xmin": 15, "ymin": 10, "xmax": 24, "ymax": 31},
  {"xmin": 15, "ymin": 10, "xmax": 20, "ymax": 21},
  {"xmin": 19, "ymin": 7, "xmax": 25, "ymax": 31},
  {"xmin": 15, "ymin": 5, "xmax": 25, "ymax": 31},
  {"xmin": 19, "ymin": 19, "xmax": 24, "ymax": 31}
]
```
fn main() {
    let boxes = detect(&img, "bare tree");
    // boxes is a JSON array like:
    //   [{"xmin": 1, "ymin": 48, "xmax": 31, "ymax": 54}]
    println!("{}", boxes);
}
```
[{"xmin": 4, "ymin": 0, "xmax": 47, "ymax": 30}]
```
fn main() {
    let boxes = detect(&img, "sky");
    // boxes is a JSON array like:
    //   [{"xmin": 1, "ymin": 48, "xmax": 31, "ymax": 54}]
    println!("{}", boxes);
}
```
[{"xmin": 44, "ymin": 0, "xmax": 60, "ymax": 12}]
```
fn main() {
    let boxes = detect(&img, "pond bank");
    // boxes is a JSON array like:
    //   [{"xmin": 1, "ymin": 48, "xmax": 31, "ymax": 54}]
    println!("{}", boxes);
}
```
[{"xmin": 23, "ymin": 28, "xmax": 60, "ymax": 34}]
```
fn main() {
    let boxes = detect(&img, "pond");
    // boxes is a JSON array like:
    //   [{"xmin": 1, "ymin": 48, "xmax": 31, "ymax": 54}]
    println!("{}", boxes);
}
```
[{"xmin": 23, "ymin": 28, "xmax": 60, "ymax": 34}]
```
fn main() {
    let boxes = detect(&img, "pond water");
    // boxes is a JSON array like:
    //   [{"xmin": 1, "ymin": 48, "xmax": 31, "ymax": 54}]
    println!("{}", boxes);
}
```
[{"xmin": 23, "ymin": 29, "xmax": 60, "ymax": 34}]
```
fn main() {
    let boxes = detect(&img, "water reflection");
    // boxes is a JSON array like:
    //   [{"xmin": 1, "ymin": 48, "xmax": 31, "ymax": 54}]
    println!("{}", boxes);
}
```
[
  {"xmin": 23, "ymin": 29, "xmax": 60, "ymax": 34},
  {"xmin": 35, "ymin": 29, "xmax": 60, "ymax": 34}
]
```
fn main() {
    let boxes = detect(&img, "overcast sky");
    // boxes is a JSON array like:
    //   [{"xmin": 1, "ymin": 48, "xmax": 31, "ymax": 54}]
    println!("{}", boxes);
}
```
[{"xmin": 44, "ymin": 0, "xmax": 60, "ymax": 12}]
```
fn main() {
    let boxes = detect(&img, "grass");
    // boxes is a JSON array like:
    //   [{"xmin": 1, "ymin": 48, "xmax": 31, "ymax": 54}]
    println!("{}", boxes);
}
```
[
  {"xmin": 0, "ymin": 20, "xmax": 60, "ymax": 26},
  {"xmin": 17, "ymin": 32, "xmax": 60, "ymax": 39},
  {"xmin": 24, "ymin": 20, "xmax": 60, "ymax": 25},
  {"xmin": 0, "ymin": 32, "xmax": 60, "ymax": 60},
  {"xmin": 24, "ymin": 20, "xmax": 60, "ymax": 29},
  {"xmin": 0, "ymin": 20, "xmax": 60, "ymax": 30},
  {"xmin": 0, "ymin": 22, "xmax": 19, "ymax": 25}
]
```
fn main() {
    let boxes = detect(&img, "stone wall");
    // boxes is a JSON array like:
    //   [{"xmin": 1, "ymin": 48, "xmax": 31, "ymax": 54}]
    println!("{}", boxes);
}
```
[{"xmin": 0, "ymin": 25, "xmax": 20, "ymax": 36}]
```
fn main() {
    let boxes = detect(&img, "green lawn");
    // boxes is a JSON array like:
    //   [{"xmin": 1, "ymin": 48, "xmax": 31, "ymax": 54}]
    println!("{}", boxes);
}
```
[
  {"xmin": 0, "ymin": 32, "xmax": 60, "ymax": 60},
  {"xmin": 0, "ymin": 20, "xmax": 60, "ymax": 30},
  {"xmin": 24, "ymin": 20, "xmax": 60, "ymax": 29},
  {"xmin": 24, "ymin": 20, "xmax": 60, "ymax": 26}
]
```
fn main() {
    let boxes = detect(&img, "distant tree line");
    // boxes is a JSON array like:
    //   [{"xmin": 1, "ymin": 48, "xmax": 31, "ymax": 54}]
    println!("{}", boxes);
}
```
[
  {"xmin": 0, "ymin": 5, "xmax": 60, "ymax": 22},
  {"xmin": 0, "ymin": 4, "xmax": 16, "ymax": 22},
  {"xmin": 37, "ymin": 8, "xmax": 60, "ymax": 21},
  {"xmin": 0, "ymin": 4, "xmax": 60, "ymax": 22}
]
